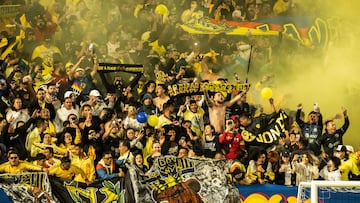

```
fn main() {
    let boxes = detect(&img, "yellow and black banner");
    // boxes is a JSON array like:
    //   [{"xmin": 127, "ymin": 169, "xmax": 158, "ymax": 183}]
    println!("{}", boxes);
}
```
[{"xmin": 167, "ymin": 81, "xmax": 250, "ymax": 97}]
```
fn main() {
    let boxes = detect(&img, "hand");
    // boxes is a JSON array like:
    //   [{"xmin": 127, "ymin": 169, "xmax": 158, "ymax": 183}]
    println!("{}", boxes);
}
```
[
  {"xmin": 137, "ymin": 131, "xmax": 144, "ymax": 140},
  {"xmin": 31, "ymin": 109, "xmax": 41, "ymax": 119},
  {"xmin": 269, "ymin": 98, "xmax": 274, "ymax": 105},
  {"xmin": 85, "ymin": 113, "xmax": 92, "ymax": 122},
  {"xmin": 118, "ymin": 171, "xmax": 125, "ymax": 177},
  {"xmin": 342, "ymin": 107, "xmax": 347, "ymax": 117},
  {"xmin": 85, "ymin": 180, "xmax": 92, "ymax": 185},
  {"xmin": 293, "ymin": 154, "xmax": 299, "ymax": 162},
  {"xmin": 108, "ymin": 94, "xmax": 116, "ymax": 103},
  {"xmin": 322, "ymin": 152, "xmax": 328, "ymax": 159},
  {"xmin": 178, "ymin": 68, "xmax": 185, "ymax": 76},
  {"xmin": 297, "ymin": 103, "xmax": 302, "ymax": 110},
  {"xmin": 42, "ymin": 167, "xmax": 49, "ymax": 173},
  {"xmin": 178, "ymin": 105, "xmax": 186, "ymax": 112},
  {"xmin": 256, "ymin": 165, "xmax": 265, "ymax": 173},
  {"xmin": 258, "ymin": 178, "xmax": 266, "ymax": 184},
  {"xmin": 8, "ymin": 116, "xmax": 14, "ymax": 123},
  {"xmin": 79, "ymin": 55, "xmax": 86, "ymax": 62},
  {"xmin": 185, "ymin": 96, "xmax": 191, "ymax": 105}
]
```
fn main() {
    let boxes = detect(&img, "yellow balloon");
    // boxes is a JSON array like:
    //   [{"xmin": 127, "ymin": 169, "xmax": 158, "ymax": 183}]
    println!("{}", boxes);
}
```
[
  {"xmin": 261, "ymin": 87, "xmax": 273, "ymax": 99},
  {"xmin": 148, "ymin": 115, "xmax": 159, "ymax": 127},
  {"xmin": 155, "ymin": 4, "xmax": 168, "ymax": 15}
]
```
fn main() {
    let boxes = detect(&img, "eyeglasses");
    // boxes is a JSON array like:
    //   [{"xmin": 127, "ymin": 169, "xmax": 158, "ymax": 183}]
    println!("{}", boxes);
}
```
[{"xmin": 9, "ymin": 156, "xmax": 18, "ymax": 160}]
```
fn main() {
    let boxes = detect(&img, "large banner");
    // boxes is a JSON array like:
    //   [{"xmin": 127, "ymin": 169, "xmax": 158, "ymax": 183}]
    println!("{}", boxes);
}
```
[
  {"xmin": 241, "ymin": 110, "xmax": 290, "ymax": 148},
  {"xmin": 167, "ymin": 81, "xmax": 250, "ymax": 97},
  {"xmin": 49, "ymin": 175, "xmax": 135, "ymax": 203},
  {"xmin": 181, "ymin": 17, "xmax": 329, "ymax": 48},
  {"xmin": 130, "ymin": 156, "xmax": 240, "ymax": 203},
  {"xmin": 0, "ymin": 172, "xmax": 55, "ymax": 203}
]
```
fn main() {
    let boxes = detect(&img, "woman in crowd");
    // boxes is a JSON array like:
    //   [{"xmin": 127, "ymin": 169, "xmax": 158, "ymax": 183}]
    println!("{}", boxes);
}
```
[
  {"xmin": 246, "ymin": 148, "xmax": 275, "ymax": 184},
  {"xmin": 56, "ymin": 128, "xmax": 76, "ymax": 157},
  {"xmin": 320, "ymin": 156, "xmax": 342, "ymax": 181},
  {"xmin": 201, "ymin": 124, "xmax": 221, "ymax": 159},
  {"xmin": 292, "ymin": 151, "xmax": 319, "ymax": 185},
  {"xmin": 125, "ymin": 128, "xmax": 144, "ymax": 155},
  {"xmin": 145, "ymin": 140, "xmax": 162, "ymax": 169},
  {"xmin": 6, "ymin": 97, "xmax": 30, "ymax": 130},
  {"xmin": 134, "ymin": 152, "xmax": 148, "ymax": 173},
  {"xmin": 161, "ymin": 125, "xmax": 179, "ymax": 156},
  {"xmin": 31, "ymin": 132, "xmax": 66, "ymax": 158},
  {"xmin": 55, "ymin": 97, "xmax": 79, "ymax": 132},
  {"xmin": 276, "ymin": 151, "xmax": 296, "ymax": 186}
]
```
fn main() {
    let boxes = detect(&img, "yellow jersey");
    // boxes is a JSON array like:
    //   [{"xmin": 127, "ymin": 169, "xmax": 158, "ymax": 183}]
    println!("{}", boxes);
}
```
[{"xmin": 0, "ymin": 161, "xmax": 43, "ymax": 174}]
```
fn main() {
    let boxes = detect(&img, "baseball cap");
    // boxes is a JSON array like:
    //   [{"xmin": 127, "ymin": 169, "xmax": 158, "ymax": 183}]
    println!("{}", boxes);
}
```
[
  {"xmin": 64, "ymin": 91, "xmax": 74, "ymax": 99},
  {"xmin": 89, "ymin": 89, "xmax": 101, "ymax": 97},
  {"xmin": 75, "ymin": 67, "xmax": 85, "ymax": 72}
]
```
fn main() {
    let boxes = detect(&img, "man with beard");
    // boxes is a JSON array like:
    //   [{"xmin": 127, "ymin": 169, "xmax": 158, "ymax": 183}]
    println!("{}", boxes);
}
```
[
  {"xmin": 28, "ymin": 87, "xmax": 56, "ymax": 121},
  {"xmin": 51, "ymin": 59, "xmax": 69, "ymax": 96}
]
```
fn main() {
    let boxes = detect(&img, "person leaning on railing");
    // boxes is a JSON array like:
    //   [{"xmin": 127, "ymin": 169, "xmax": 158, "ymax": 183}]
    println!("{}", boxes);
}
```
[{"xmin": 0, "ymin": 150, "xmax": 48, "ymax": 174}]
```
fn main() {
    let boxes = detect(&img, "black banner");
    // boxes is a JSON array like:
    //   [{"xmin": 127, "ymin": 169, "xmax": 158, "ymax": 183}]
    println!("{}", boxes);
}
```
[
  {"xmin": 241, "ymin": 110, "xmax": 290, "ymax": 148},
  {"xmin": 98, "ymin": 63, "xmax": 144, "ymax": 73},
  {"xmin": 49, "ymin": 174, "xmax": 135, "ymax": 203}
]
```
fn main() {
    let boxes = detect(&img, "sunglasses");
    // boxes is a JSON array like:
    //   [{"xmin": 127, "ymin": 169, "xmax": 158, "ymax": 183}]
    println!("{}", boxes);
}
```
[{"xmin": 104, "ymin": 157, "xmax": 112, "ymax": 160}]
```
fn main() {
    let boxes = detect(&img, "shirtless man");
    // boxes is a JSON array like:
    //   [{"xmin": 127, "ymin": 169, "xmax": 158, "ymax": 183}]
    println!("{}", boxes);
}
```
[
  {"xmin": 153, "ymin": 84, "xmax": 170, "ymax": 112},
  {"xmin": 205, "ymin": 90, "xmax": 247, "ymax": 133}
]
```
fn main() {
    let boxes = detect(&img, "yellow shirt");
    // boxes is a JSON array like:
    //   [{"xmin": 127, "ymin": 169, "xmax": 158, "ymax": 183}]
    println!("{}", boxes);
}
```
[
  {"xmin": 31, "ymin": 44, "xmax": 61, "ymax": 75},
  {"xmin": 142, "ymin": 137, "xmax": 154, "ymax": 168},
  {"xmin": 26, "ymin": 128, "xmax": 42, "ymax": 152},
  {"xmin": 156, "ymin": 114, "xmax": 173, "ymax": 129},
  {"xmin": 31, "ymin": 142, "xmax": 67, "ymax": 158},
  {"xmin": 0, "ymin": 161, "xmax": 42, "ymax": 174},
  {"xmin": 46, "ymin": 158, "xmax": 61, "ymax": 169},
  {"xmin": 72, "ymin": 156, "xmax": 96, "ymax": 182},
  {"xmin": 339, "ymin": 153, "xmax": 360, "ymax": 181},
  {"xmin": 44, "ymin": 120, "xmax": 57, "ymax": 137},
  {"xmin": 49, "ymin": 164, "xmax": 87, "ymax": 182},
  {"xmin": 183, "ymin": 108, "xmax": 205, "ymax": 137}
]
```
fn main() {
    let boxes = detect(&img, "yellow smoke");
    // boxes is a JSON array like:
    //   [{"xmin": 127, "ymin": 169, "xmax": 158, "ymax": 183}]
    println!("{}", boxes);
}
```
[{"xmin": 272, "ymin": 0, "xmax": 360, "ymax": 150}]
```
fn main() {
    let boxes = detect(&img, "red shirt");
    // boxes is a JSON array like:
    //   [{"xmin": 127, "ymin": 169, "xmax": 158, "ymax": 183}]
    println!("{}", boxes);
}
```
[
  {"xmin": 219, "ymin": 131, "xmax": 245, "ymax": 160},
  {"xmin": 33, "ymin": 22, "xmax": 58, "ymax": 42}
]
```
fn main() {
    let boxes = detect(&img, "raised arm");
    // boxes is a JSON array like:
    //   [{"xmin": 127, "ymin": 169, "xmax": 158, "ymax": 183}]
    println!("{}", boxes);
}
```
[
  {"xmin": 90, "ymin": 55, "xmax": 98, "ymax": 79},
  {"xmin": 295, "ymin": 104, "xmax": 305, "ymax": 127},
  {"xmin": 269, "ymin": 98, "xmax": 276, "ymax": 113},
  {"xmin": 225, "ymin": 91, "xmax": 247, "ymax": 108},
  {"xmin": 204, "ymin": 90, "xmax": 214, "ymax": 107},
  {"xmin": 340, "ymin": 107, "xmax": 350, "ymax": 133},
  {"xmin": 69, "ymin": 56, "xmax": 85, "ymax": 80}
]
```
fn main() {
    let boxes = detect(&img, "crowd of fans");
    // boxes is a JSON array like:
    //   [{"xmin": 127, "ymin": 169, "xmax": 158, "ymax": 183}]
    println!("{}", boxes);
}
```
[{"xmin": 0, "ymin": 0, "xmax": 356, "ymax": 188}]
